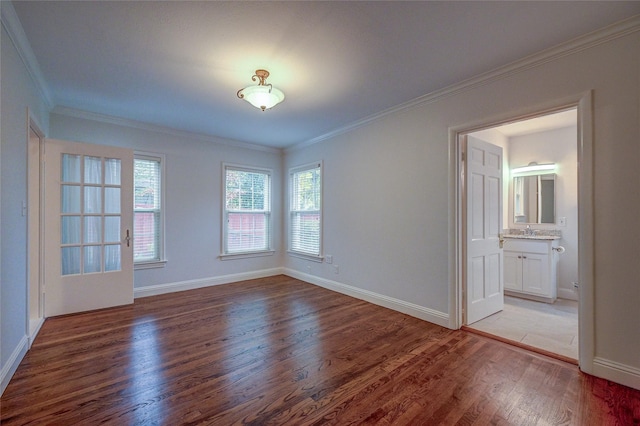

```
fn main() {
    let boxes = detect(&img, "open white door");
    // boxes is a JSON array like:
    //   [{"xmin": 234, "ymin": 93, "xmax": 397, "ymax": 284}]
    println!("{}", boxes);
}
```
[
  {"xmin": 465, "ymin": 135, "xmax": 504, "ymax": 324},
  {"xmin": 44, "ymin": 139, "xmax": 134, "ymax": 317}
]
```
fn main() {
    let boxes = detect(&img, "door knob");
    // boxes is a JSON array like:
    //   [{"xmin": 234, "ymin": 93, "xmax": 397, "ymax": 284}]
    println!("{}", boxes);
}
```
[{"xmin": 125, "ymin": 229, "xmax": 131, "ymax": 247}]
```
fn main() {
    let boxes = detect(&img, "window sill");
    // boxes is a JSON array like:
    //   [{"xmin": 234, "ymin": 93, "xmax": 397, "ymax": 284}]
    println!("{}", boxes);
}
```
[
  {"xmin": 287, "ymin": 251, "xmax": 324, "ymax": 263},
  {"xmin": 219, "ymin": 250, "xmax": 275, "ymax": 261},
  {"xmin": 134, "ymin": 260, "xmax": 167, "ymax": 270}
]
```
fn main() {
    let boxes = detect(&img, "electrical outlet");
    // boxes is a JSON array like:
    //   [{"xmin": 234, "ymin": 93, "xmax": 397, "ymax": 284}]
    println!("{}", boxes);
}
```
[
  {"xmin": 333, "ymin": 265, "xmax": 339, "ymax": 274},
  {"xmin": 559, "ymin": 217, "xmax": 567, "ymax": 226},
  {"xmin": 325, "ymin": 255, "xmax": 333, "ymax": 264}
]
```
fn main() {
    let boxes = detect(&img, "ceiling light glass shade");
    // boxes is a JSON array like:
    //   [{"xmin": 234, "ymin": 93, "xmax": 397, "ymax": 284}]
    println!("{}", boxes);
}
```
[
  {"xmin": 237, "ymin": 69, "xmax": 285, "ymax": 111},
  {"xmin": 240, "ymin": 85, "xmax": 285, "ymax": 111}
]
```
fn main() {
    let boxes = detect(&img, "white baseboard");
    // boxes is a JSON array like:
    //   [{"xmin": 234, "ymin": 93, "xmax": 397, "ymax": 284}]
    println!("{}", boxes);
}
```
[
  {"xmin": 134, "ymin": 267, "xmax": 285, "ymax": 298},
  {"xmin": 284, "ymin": 268, "xmax": 450, "ymax": 328},
  {"xmin": 28, "ymin": 316, "xmax": 45, "ymax": 348},
  {"xmin": 557, "ymin": 288, "xmax": 578, "ymax": 301},
  {"xmin": 592, "ymin": 357, "xmax": 640, "ymax": 391},
  {"xmin": 1, "ymin": 335, "xmax": 29, "ymax": 396}
]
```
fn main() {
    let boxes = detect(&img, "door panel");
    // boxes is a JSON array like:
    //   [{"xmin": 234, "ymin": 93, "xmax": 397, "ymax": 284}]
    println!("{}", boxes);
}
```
[
  {"xmin": 44, "ymin": 139, "xmax": 134, "ymax": 316},
  {"xmin": 465, "ymin": 136, "xmax": 504, "ymax": 324}
]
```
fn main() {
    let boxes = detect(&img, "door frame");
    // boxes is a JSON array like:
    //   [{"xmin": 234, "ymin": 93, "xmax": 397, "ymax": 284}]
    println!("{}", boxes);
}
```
[
  {"xmin": 449, "ymin": 91, "xmax": 594, "ymax": 373},
  {"xmin": 27, "ymin": 110, "xmax": 46, "ymax": 347}
]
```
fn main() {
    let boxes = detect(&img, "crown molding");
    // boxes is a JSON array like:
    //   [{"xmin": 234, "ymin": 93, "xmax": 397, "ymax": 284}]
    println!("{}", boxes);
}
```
[
  {"xmin": 287, "ymin": 14, "xmax": 640, "ymax": 152},
  {"xmin": 1, "ymin": 1, "xmax": 54, "ymax": 108},
  {"xmin": 51, "ymin": 106, "xmax": 282, "ymax": 154}
]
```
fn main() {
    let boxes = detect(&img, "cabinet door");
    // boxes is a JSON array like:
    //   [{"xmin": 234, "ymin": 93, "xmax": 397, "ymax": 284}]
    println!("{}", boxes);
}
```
[
  {"xmin": 521, "ymin": 253, "xmax": 550, "ymax": 296},
  {"xmin": 504, "ymin": 251, "xmax": 521, "ymax": 291}
]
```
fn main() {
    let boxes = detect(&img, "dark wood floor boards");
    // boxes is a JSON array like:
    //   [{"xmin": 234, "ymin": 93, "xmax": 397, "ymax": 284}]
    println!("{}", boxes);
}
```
[
  {"xmin": 131, "ymin": 284, "xmax": 373, "ymax": 423},
  {"xmin": 192, "ymin": 302, "xmax": 429, "ymax": 425},
  {"xmin": 2, "ymin": 275, "xmax": 639, "ymax": 425}
]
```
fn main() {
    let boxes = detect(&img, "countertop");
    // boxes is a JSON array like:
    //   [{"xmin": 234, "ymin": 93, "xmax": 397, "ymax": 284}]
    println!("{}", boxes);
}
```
[{"xmin": 503, "ymin": 234, "xmax": 561, "ymax": 240}]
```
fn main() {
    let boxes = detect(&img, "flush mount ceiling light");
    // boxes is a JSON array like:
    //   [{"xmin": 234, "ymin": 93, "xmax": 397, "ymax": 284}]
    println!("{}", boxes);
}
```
[{"xmin": 237, "ymin": 69, "xmax": 285, "ymax": 111}]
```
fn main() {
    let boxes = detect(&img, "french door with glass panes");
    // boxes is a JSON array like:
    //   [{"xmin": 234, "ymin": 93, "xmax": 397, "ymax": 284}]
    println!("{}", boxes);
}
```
[{"xmin": 44, "ymin": 139, "xmax": 134, "ymax": 317}]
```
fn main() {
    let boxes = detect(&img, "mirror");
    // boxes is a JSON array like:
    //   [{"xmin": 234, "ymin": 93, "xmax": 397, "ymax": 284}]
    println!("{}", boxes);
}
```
[{"xmin": 513, "ymin": 174, "xmax": 555, "ymax": 224}]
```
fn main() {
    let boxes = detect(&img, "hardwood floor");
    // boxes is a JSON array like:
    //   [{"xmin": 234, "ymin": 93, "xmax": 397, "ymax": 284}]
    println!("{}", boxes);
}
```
[{"xmin": 2, "ymin": 275, "xmax": 638, "ymax": 425}]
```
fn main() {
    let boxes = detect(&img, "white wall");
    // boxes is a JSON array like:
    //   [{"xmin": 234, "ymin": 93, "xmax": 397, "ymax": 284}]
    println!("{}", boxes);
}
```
[
  {"xmin": 1, "ymin": 22, "xmax": 50, "ymax": 392},
  {"xmin": 284, "ymin": 30, "xmax": 640, "ymax": 386},
  {"xmin": 286, "ymin": 113, "xmax": 451, "ymax": 318},
  {"xmin": 508, "ymin": 126, "xmax": 578, "ymax": 300},
  {"xmin": 49, "ymin": 113, "xmax": 283, "ymax": 294}
]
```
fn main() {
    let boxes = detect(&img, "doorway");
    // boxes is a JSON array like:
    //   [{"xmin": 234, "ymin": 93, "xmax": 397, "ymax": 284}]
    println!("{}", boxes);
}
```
[
  {"xmin": 454, "ymin": 94, "xmax": 595, "ymax": 370},
  {"xmin": 466, "ymin": 109, "xmax": 579, "ymax": 361},
  {"xmin": 27, "ymin": 117, "xmax": 45, "ymax": 346}
]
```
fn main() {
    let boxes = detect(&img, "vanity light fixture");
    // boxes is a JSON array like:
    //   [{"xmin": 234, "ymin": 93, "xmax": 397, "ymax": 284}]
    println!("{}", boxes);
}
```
[
  {"xmin": 237, "ymin": 69, "xmax": 285, "ymax": 111},
  {"xmin": 511, "ymin": 162, "xmax": 555, "ymax": 174}
]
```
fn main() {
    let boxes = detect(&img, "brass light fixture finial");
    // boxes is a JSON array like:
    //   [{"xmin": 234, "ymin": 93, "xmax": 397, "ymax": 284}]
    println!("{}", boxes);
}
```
[
  {"xmin": 252, "ymin": 69, "xmax": 270, "ymax": 86},
  {"xmin": 237, "ymin": 69, "xmax": 285, "ymax": 111}
]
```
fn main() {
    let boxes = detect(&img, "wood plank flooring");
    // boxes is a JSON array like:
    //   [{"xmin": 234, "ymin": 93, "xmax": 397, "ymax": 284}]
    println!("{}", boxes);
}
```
[{"xmin": 1, "ymin": 275, "xmax": 639, "ymax": 425}]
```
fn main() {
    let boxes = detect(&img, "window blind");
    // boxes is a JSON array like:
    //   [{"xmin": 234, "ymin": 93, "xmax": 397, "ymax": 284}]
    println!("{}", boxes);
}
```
[
  {"xmin": 290, "ymin": 163, "xmax": 321, "ymax": 256},
  {"xmin": 224, "ymin": 166, "xmax": 271, "ymax": 254},
  {"xmin": 134, "ymin": 157, "xmax": 161, "ymax": 262}
]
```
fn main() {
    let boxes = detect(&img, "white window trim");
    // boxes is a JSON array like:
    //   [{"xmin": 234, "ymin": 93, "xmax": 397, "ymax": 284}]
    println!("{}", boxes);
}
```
[
  {"xmin": 134, "ymin": 259, "xmax": 167, "ymax": 270},
  {"xmin": 288, "ymin": 161, "xmax": 323, "ymax": 260},
  {"xmin": 219, "ymin": 250, "xmax": 275, "ymax": 261},
  {"xmin": 286, "ymin": 250, "xmax": 324, "ymax": 262},
  {"xmin": 221, "ymin": 163, "xmax": 273, "ymax": 259},
  {"xmin": 134, "ymin": 151, "xmax": 166, "ymax": 269}
]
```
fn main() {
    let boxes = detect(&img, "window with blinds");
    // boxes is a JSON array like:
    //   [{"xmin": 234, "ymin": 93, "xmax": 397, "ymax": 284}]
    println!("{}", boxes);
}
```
[
  {"xmin": 224, "ymin": 165, "xmax": 272, "ymax": 254},
  {"xmin": 134, "ymin": 154, "xmax": 163, "ymax": 263},
  {"xmin": 289, "ymin": 162, "xmax": 322, "ymax": 257}
]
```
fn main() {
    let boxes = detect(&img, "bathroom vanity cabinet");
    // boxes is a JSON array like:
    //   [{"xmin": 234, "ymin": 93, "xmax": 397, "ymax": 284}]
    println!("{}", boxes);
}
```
[{"xmin": 503, "ymin": 238, "xmax": 559, "ymax": 303}]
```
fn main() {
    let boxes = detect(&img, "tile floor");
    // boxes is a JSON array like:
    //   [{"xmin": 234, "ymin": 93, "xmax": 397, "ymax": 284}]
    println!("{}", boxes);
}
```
[{"xmin": 468, "ymin": 295, "xmax": 578, "ymax": 360}]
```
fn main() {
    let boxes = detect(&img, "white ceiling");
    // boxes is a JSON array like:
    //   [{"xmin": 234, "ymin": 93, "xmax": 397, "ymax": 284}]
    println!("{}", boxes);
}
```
[{"xmin": 11, "ymin": 1, "xmax": 640, "ymax": 149}]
